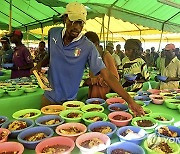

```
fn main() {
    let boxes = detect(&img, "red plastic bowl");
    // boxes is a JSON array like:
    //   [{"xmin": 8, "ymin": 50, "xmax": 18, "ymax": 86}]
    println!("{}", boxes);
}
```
[
  {"xmin": 0, "ymin": 142, "xmax": 24, "ymax": 154},
  {"xmin": 0, "ymin": 128, "xmax": 11, "ymax": 143},
  {"xmin": 35, "ymin": 136, "xmax": 75, "ymax": 154},
  {"xmin": 149, "ymin": 94, "xmax": 164, "ymax": 104},
  {"xmin": 106, "ymin": 98, "xmax": 126, "ymax": 106},
  {"xmin": 108, "ymin": 111, "xmax": 133, "ymax": 127},
  {"xmin": 147, "ymin": 89, "xmax": 160, "ymax": 94}
]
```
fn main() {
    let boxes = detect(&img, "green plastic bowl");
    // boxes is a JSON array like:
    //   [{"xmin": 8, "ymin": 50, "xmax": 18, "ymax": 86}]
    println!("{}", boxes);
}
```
[
  {"xmin": 81, "ymin": 104, "xmax": 104, "ymax": 113},
  {"xmin": 24, "ymin": 85, "xmax": 38, "ymax": 93},
  {"xmin": 105, "ymin": 93, "xmax": 120, "ymax": 99},
  {"xmin": 0, "ymin": 89, "xmax": 5, "ymax": 97},
  {"xmin": 59, "ymin": 110, "xmax": 83, "ymax": 123},
  {"xmin": 7, "ymin": 88, "xmax": 24, "ymax": 97},
  {"xmin": 82, "ymin": 112, "xmax": 108, "ymax": 126},
  {"xmin": 165, "ymin": 99, "xmax": 179, "ymax": 109},
  {"xmin": 144, "ymin": 137, "xmax": 180, "ymax": 154},
  {"xmin": 62, "ymin": 101, "xmax": 85, "ymax": 110},
  {"xmin": 12, "ymin": 109, "xmax": 41, "ymax": 120},
  {"xmin": 150, "ymin": 113, "xmax": 174, "ymax": 126},
  {"xmin": 131, "ymin": 117, "xmax": 157, "ymax": 133},
  {"xmin": 129, "ymin": 107, "xmax": 152, "ymax": 117},
  {"xmin": 128, "ymin": 92, "xmax": 137, "ymax": 98},
  {"xmin": 135, "ymin": 101, "xmax": 146, "ymax": 107},
  {"xmin": 177, "ymin": 105, "xmax": 180, "ymax": 113}
]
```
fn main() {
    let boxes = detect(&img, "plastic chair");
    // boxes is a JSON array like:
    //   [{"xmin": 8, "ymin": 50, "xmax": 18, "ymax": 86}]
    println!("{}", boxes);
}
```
[{"xmin": 142, "ymin": 81, "xmax": 160, "ymax": 91}]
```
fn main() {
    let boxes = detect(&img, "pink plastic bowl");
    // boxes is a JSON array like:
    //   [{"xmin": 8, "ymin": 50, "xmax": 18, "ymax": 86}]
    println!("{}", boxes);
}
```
[
  {"xmin": 147, "ymin": 89, "xmax": 160, "ymax": 94},
  {"xmin": 149, "ymin": 94, "xmax": 164, "ymax": 104},
  {"xmin": 106, "ymin": 98, "xmax": 126, "ymax": 106},
  {"xmin": 76, "ymin": 132, "xmax": 111, "ymax": 154},
  {"xmin": 0, "ymin": 142, "xmax": 24, "ymax": 154},
  {"xmin": 55, "ymin": 123, "xmax": 87, "ymax": 141},
  {"xmin": 35, "ymin": 136, "xmax": 75, "ymax": 154},
  {"xmin": 0, "ymin": 128, "xmax": 11, "ymax": 143},
  {"xmin": 108, "ymin": 111, "xmax": 133, "ymax": 127}
]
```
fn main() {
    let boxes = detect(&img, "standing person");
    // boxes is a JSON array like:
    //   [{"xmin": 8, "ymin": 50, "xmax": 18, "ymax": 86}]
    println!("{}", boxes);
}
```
[
  {"xmin": 158, "ymin": 44, "xmax": 180, "ymax": 90},
  {"xmin": 122, "ymin": 39, "xmax": 150, "ymax": 92},
  {"xmin": 32, "ymin": 2, "xmax": 144, "ymax": 116},
  {"xmin": 150, "ymin": 47, "xmax": 159, "ymax": 67},
  {"xmin": 106, "ymin": 42, "xmax": 121, "ymax": 69},
  {"xmin": 84, "ymin": 31, "xmax": 119, "ymax": 99},
  {"xmin": 34, "ymin": 41, "xmax": 48, "ymax": 63},
  {"xmin": 0, "ymin": 37, "xmax": 13, "ymax": 65},
  {"xmin": 116, "ymin": 44, "xmax": 125, "ymax": 61},
  {"xmin": 6, "ymin": 30, "xmax": 33, "ymax": 78}
]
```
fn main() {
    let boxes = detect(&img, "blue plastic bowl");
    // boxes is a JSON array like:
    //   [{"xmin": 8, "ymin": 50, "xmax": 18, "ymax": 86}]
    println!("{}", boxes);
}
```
[
  {"xmin": 137, "ymin": 91, "xmax": 151, "ymax": 96},
  {"xmin": 0, "ymin": 116, "xmax": 8, "ymax": 127},
  {"xmin": 1, "ymin": 119, "xmax": 35, "ymax": 138},
  {"xmin": 116, "ymin": 126, "xmax": 147, "ymax": 145},
  {"xmin": 134, "ymin": 95, "xmax": 151, "ymax": 106},
  {"xmin": 155, "ymin": 125, "xmax": 180, "ymax": 143},
  {"xmin": 17, "ymin": 126, "xmax": 54, "ymax": 149},
  {"xmin": 85, "ymin": 98, "xmax": 106, "ymax": 107},
  {"xmin": 35, "ymin": 115, "xmax": 64, "ymax": 130},
  {"xmin": 107, "ymin": 142, "xmax": 145, "ymax": 154},
  {"xmin": 88, "ymin": 121, "xmax": 117, "ymax": 138},
  {"xmin": 157, "ymin": 75, "xmax": 167, "ymax": 82},
  {"xmin": 2, "ymin": 63, "xmax": 14, "ymax": 68},
  {"xmin": 108, "ymin": 103, "xmax": 128, "ymax": 112},
  {"xmin": 124, "ymin": 74, "xmax": 137, "ymax": 81}
]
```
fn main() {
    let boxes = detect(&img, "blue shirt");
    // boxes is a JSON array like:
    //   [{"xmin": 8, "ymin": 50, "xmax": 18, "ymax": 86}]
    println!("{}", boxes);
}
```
[{"xmin": 44, "ymin": 27, "xmax": 105, "ymax": 102}]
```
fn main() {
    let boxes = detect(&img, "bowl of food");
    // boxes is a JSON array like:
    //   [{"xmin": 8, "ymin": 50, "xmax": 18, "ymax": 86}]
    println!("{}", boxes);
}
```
[
  {"xmin": 6, "ymin": 87, "xmax": 24, "ymax": 97},
  {"xmin": 35, "ymin": 136, "xmax": 75, "ymax": 154},
  {"xmin": 85, "ymin": 98, "xmax": 106, "ymax": 107},
  {"xmin": 107, "ymin": 142, "xmax": 145, "ymax": 154},
  {"xmin": 124, "ymin": 74, "xmax": 137, "ymax": 81},
  {"xmin": 149, "ymin": 94, "xmax": 164, "ymax": 104},
  {"xmin": 17, "ymin": 126, "xmax": 54, "ymax": 149},
  {"xmin": 147, "ymin": 89, "xmax": 160, "ymax": 95},
  {"xmin": 134, "ymin": 95, "xmax": 151, "ymax": 106},
  {"xmin": 128, "ymin": 92, "xmax": 137, "ymax": 97},
  {"xmin": 106, "ymin": 98, "xmax": 126, "ymax": 106},
  {"xmin": 76, "ymin": 132, "xmax": 111, "ymax": 154},
  {"xmin": 82, "ymin": 112, "xmax": 108, "ymax": 126},
  {"xmin": 55, "ymin": 123, "xmax": 87, "ymax": 141},
  {"xmin": 0, "ymin": 128, "xmax": 11, "ymax": 143},
  {"xmin": 135, "ymin": 101, "xmax": 146, "ymax": 107},
  {"xmin": 150, "ymin": 113, "xmax": 174, "ymax": 126},
  {"xmin": 41, "ymin": 105, "xmax": 66, "ymax": 115},
  {"xmin": 35, "ymin": 115, "xmax": 64, "ymax": 130},
  {"xmin": 88, "ymin": 121, "xmax": 117, "ymax": 138},
  {"xmin": 129, "ymin": 107, "xmax": 152, "ymax": 117},
  {"xmin": 108, "ymin": 111, "xmax": 133, "ymax": 127},
  {"xmin": 106, "ymin": 93, "xmax": 120, "ymax": 99},
  {"xmin": 12, "ymin": 109, "xmax": 41, "ymax": 120},
  {"xmin": 63, "ymin": 101, "xmax": 85, "ymax": 110},
  {"xmin": 116, "ymin": 126, "xmax": 147, "ymax": 145},
  {"xmin": 23, "ymin": 85, "xmax": 38, "ymax": 93},
  {"xmin": 165, "ymin": 99, "xmax": 180, "ymax": 109},
  {"xmin": 0, "ymin": 116, "xmax": 8, "ymax": 127},
  {"xmin": 81, "ymin": 104, "xmax": 104, "ymax": 113},
  {"xmin": 137, "ymin": 91, "xmax": 151, "ymax": 96},
  {"xmin": 0, "ymin": 89, "xmax": 5, "ymax": 97},
  {"xmin": 108, "ymin": 103, "xmax": 128, "ymax": 112},
  {"xmin": 1, "ymin": 119, "xmax": 35, "ymax": 138},
  {"xmin": 2, "ymin": 63, "xmax": 14, "ymax": 68},
  {"xmin": 60, "ymin": 110, "xmax": 83, "ymax": 123},
  {"xmin": 0, "ymin": 142, "xmax": 24, "ymax": 154},
  {"xmin": 144, "ymin": 136, "xmax": 180, "ymax": 154},
  {"xmin": 155, "ymin": 126, "xmax": 180, "ymax": 143},
  {"xmin": 157, "ymin": 75, "xmax": 168, "ymax": 82},
  {"xmin": 131, "ymin": 117, "xmax": 158, "ymax": 133}
]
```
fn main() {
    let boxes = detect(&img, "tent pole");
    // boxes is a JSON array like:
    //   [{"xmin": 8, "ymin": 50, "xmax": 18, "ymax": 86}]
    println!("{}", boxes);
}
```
[
  {"xmin": 40, "ymin": 23, "xmax": 44, "ymax": 41},
  {"xmin": 102, "ymin": 15, "xmax": 106, "ymax": 50},
  {"xmin": 26, "ymin": 26, "xmax": 29, "ymax": 48},
  {"xmin": 9, "ymin": 0, "xmax": 12, "ymax": 33}
]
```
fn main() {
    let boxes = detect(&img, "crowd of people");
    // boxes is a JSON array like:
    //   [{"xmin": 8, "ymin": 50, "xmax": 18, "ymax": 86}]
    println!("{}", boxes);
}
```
[{"xmin": 0, "ymin": 2, "xmax": 179, "ymax": 116}]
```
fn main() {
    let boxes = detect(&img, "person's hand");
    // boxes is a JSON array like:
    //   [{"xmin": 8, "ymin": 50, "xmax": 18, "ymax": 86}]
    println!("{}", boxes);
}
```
[
  {"xmin": 128, "ymin": 102, "xmax": 145, "ymax": 117},
  {"xmin": 83, "ymin": 78, "xmax": 91, "ymax": 86}
]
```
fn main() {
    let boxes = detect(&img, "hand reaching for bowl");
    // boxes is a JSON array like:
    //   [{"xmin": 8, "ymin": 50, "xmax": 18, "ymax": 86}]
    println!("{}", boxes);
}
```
[{"xmin": 128, "ymin": 103, "xmax": 145, "ymax": 117}]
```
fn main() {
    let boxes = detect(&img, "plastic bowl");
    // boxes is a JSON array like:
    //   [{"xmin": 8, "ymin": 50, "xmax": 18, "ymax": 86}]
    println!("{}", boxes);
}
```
[
  {"xmin": 0, "ymin": 116, "xmax": 8, "ymax": 127},
  {"xmin": 128, "ymin": 92, "xmax": 137, "ymax": 97},
  {"xmin": 124, "ymin": 74, "xmax": 137, "ymax": 81},
  {"xmin": 60, "ymin": 110, "xmax": 83, "ymax": 123},
  {"xmin": 88, "ymin": 121, "xmax": 117, "ymax": 138},
  {"xmin": 0, "ymin": 128, "xmax": 11, "ymax": 143},
  {"xmin": 106, "ymin": 98, "xmax": 126, "ymax": 106},
  {"xmin": 85, "ymin": 98, "xmax": 106, "ymax": 107},
  {"xmin": 149, "ymin": 94, "xmax": 164, "ymax": 104},
  {"xmin": 106, "ymin": 93, "xmax": 121, "ymax": 99},
  {"xmin": 147, "ymin": 89, "xmax": 160, "ymax": 94},
  {"xmin": 35, "ymin": 115, "xmax": 64, "ymax": 130},
  {"xmin": 134, "ymin": 95, "xmax": 149, "ymax": 101},
  {"xmin": 137, "ymin": 91, "xmax": 151, "ymax": 96},
  {"xmin": 63, "ymin": 101, "xmax": 85, "ymax": 110},
  {"xmin": 155, "ymin": 125, "xmax": 180, "ymax": 143},
  {"xmin": 1, "ymin": 119, "xmax": 35, "ymax": 138},
  {"xmin": 81, "ymin": 104, "xmax": 104, "ymax": 113},
  {"xmin": 76, "ymin": 132, "xmax": 111, "ymax": 154},
  {"xmin": 108, "ymin": 103, "xmax": 128, "ymax": 112},
  {"xmin": 41, "ymin": 105, "xmax": 66, "ymax": 115},
  {"xmin": 82, "ymin": 112, "xmax": 108, "ymax": 126},
  {"xmin": 35, "ymin": 136, "xmax": 75, "ymax": 154},
  {"xmin": 12, "ymin": 109, "xmax": 41, "ymax": 120},
  {"xmin": 108, "ymin": 111, "xmax": 132, "ymax": 127},
  {"xmin": 116, "ymin": 126, "xmax": 147, "ymax": 145},
  {"xmin": 135, "ymin": 101, "xmax": 146, "ymax": 107},
  {"xmin": 160, "ymin": 92, "xmax": 175, "ymax": 99},
  {"xmin": 2, "ymin": 63, "xmax": 14, "ymax": 68},
  {"xmin": 131, "ymin": 117, "xmax": 157, "ymax": 133},
  {"xmin": 165, "ymin": 99, "xmax": 180, "ymax": 109},
  {"xmin": 17, "ymin": 126, "xmax": 54, "ymax": 149},
  {"xmin": 55, "ymin": 122, "xmax": 87, "ymax": 141},
  {"xmin": 129, "ymin": 107, "xmax": 152, "ymax": 117},
  {"xmin": 0, "ymin": 142, "xmax": 24, "ymax": 154},
  {"xmin": 24, "ymin": 85, "xmax": 38, "ymax": 93},
  {"xmin": 144, "ymin": 136, "xmax": 180, "ymax": 154},
  {"xmin": 0, "ymin": 89, "xmax": 5, "ymax": 97},
  {"xmin": 107, "ymin": 142, "xmax": 145, "ymax": 154},
  {"xmin": 157, "ymin": 75, "xmax": 167, "ymax": 82},
  {"xmin": 7, "ymin": 88, "xmax": 24, "ymax": 97},
  {"xmin": 150, "ymin": 113, "xmax": 174, "ymax": 126}
]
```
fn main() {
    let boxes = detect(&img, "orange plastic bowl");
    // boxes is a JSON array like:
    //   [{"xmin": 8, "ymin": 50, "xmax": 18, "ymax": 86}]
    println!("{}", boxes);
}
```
[
  {"xmin": 106, "ymin": 98, "xmax": 126, "ymax": 106},
  {"xmin": 0, "ymin": 142, "xmax": 24, "ymax": 154},
  {"xmin": 0, "ymin": 128, "xmax": 11, "ymax": 143},
  {"xmin": 108, "ymin": 111, "xmax": 133, "ymax": 127},
  {"xmin": 41, "ymin": 105, "xmax": 66, "ymax": 115},
  {"xmin": 149, "ymin": 94, "xmax": 164, "ymax": 104}
]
